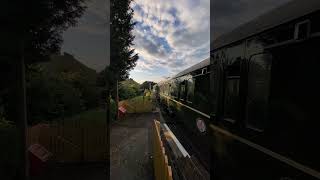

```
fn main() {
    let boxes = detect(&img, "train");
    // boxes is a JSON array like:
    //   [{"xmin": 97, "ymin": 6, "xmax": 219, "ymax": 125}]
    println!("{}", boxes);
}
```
[{"xmin": 156, "ymin": 0, "xmax": 320, "ymax": 179}]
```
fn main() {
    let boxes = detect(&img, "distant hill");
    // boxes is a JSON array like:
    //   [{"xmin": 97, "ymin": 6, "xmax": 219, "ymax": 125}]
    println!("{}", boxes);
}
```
[
  {"xmin": 119, "ymin": 78, "xmax": 140, "ymax": 88},
  {"xmin": 41, "ymin": 52, "xmax": 98, "ymax": 84},
  {"xmin": 140, "ymin": 81, "xmax": 156, "ymax": 90},
  {"xmin": 118, "ymin": 79, "xmax": 141, "ymax": 100}
]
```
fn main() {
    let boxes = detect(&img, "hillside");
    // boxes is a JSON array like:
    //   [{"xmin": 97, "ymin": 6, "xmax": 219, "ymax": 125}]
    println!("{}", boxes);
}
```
[
  {"xmin": 120, "ymin": 78, "xmax": 140, "ymax": 88},
  {"xmin": 41, "ymin": 52, "xmax": 98, "ymax": 84},
  {"xmin": 118, "ymin": 79, "xmax": 141, "ymax": 100}
]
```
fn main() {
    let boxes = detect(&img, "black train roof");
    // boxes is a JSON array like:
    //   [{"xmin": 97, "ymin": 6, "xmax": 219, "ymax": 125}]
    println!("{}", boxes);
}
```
[
  {"xmin": 172, "ymin": 58, "xmax": 210, "ymax": 79},
  {"xmin": 212, "ymin": 0, "xmax": 320, "ymax": 51}
]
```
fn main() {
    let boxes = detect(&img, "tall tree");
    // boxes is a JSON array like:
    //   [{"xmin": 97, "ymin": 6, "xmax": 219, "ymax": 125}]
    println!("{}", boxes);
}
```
[
  {"xmin": 108, "ymin": 0, "xmax": 138, "ymax": 84},
  {"xmin": 1, "ymin": 0, "xmax": 87, "ymax": 122}
]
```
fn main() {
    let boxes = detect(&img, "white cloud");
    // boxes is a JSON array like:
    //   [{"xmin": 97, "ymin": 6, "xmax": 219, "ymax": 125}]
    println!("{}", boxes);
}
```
[{"xmin": 130, "ymin": 0, "xmax": 210, "ymax": 82}]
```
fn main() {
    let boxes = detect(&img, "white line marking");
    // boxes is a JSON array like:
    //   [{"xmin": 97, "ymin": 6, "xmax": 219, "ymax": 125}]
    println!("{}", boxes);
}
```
[
  {"xmin": 163, "ymin": 123, "xmax": 190, "ymax": 158},
  {"xmin": 160, "ymin": 94, "xmax": 210, "ymax": 119},
  {"xmin": 210, "ymin": 124, "xmax": 320, "ymax": 179}
]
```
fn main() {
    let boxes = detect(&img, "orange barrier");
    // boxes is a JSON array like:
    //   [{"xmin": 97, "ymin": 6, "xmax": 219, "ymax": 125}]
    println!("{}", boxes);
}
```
[{"xmin": 153, "ymin": 120, "xmax": 173, "ymax": 180}]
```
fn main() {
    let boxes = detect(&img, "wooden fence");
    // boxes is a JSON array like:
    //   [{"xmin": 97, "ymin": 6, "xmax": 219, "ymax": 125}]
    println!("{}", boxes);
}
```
[
  {"xmin": 27, "ymin": 123, "xmax": 107, "ymax": 162},
  {"xmin": 153, "ymin": 120, "xmax": 173, "ymax": 180}
]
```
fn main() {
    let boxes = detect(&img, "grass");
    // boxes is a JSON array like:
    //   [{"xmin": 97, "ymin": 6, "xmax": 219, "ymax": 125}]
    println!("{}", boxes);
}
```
[
  {"xmin": 54, "ymin": 108, "xmax": 107, "ymax": 127},
  {"xmin": 119, "ymin": 95, "xmax": 155, "ymax": 113}
]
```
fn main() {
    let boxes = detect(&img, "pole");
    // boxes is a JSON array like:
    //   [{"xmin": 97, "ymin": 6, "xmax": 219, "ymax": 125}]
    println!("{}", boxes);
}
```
[
  {"xmin": 105, "ymin": 74, "xmax": 110, "ymax": 180},
  {"xmin": 106, "ymin": 0, "xmax": 110, "ymax": 179},
  {"xmin": 115, "ymin": 80, "xmax": 119, "ymax": 120},
  {"xmin": 17, "ymin": 39, "xmax": 29, "ymax": 180}
]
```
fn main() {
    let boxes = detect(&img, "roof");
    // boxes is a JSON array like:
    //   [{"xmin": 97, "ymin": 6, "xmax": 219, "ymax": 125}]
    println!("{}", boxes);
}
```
[
  {"xmin": 172, "ymin": 58, "xmax": 210, "ymax": 79},
  {"xmin": 212, "ymin": 0, "xmax": 320, "ymax": 51}
]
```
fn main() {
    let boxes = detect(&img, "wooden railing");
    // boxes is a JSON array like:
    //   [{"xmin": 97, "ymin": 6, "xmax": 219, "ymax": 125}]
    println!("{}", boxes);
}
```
[{"xmin": 153, "ymin": 120, "xmax": 173, "ymax": 180}]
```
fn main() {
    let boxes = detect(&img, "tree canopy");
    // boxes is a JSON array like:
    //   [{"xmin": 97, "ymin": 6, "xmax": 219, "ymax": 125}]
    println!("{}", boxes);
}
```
[
  {"xmin": 140, "ymin": 81, "xmax": 156, "ymax": 90},
  {"xmin": 1, "ymin": 0, "xmax": 87, "ymax": 123},
  {"xmin": 105, "ymin": 0, "xmax": 138, "ymax": 86}
]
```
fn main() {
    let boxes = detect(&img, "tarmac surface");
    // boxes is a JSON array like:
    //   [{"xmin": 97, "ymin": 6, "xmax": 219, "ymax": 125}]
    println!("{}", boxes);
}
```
[{"xmin": 110, "ymin": 112, "xmax": 158, "ymax": 180}]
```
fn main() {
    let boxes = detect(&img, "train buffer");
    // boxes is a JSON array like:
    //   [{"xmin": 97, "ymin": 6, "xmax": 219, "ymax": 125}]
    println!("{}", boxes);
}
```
[{"xmin": 153, "ymin": 120, "xmax": 209, "ymax": 180}]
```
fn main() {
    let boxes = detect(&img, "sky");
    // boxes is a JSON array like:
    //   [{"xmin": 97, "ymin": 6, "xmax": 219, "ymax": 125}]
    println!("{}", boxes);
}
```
[
  {"xmin": 129, "ymin": 0, "xmax": 210, "ymax": 83},
  {"xmin": 60, "ymin": 0, "xmax": 291, "ymax": 83},
  {"xmin": 61, "ymin": 0, "xmax": 109, "ymax": 72}
]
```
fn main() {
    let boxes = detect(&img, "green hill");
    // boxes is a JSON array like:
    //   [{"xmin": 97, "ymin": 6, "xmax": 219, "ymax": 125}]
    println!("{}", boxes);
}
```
[
  {"xmin": 118, "ymin": 79, "xmax": 141, "ymax": 100},
  {"xmin": 120, "ymin": 78, "xmax": 140, "ymax": 88},
  {"xmin": 41, "ymin": 52, "xmax": 98, "ymax": 84}
]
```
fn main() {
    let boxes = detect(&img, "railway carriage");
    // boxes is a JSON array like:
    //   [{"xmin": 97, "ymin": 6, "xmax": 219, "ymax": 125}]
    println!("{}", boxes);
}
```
[
  {"xmin": 158, "ymin": 0, "xmax": 320, "ymax": 179},
  {"xmin": 158, "ymin": 58, "xmax": 211, "ymax": 169}
]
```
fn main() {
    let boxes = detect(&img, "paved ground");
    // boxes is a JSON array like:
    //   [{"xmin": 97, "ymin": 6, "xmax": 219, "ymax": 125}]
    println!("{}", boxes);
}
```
[
  {"xmin": 30, "ymin": 112, "xmax": 157, "ymax": 180},
  {"xmin": 110, "ymin": 112, "xmax": 158, "ymax": 180}
]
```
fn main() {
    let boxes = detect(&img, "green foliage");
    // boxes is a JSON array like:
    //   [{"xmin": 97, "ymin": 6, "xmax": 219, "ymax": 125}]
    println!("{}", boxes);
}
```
[
  {"xmin": 140, "ymin": 81, "xmax": 156, "ymax": 91},
  {"xmin": 25, "ymin": 0, "xmax": 87, "ymax": 64},
  {"xmin": 1, "ymin": 0, "xmax": 87, "ymax": 124},
  {"xmin": 118, "ymin": 79, "xmax": 141, "ymax": 101},
  {"xmin": 97, "ymin": 0, "xmax": 139, "ymax": 93},
  {"xmin": 109, "ymin": 0, "xmax": 139, "ymax": 80},
  {"xmin": 60, "ymin": 109, "xmax": 107, "ymax": 127},
  {"xmin": 119, "ymin": 96, "xmax": 154, "ymax": 113},
  {"xmin": 26, "ymin": 53, "xmax": 102, "ymax": 124}
]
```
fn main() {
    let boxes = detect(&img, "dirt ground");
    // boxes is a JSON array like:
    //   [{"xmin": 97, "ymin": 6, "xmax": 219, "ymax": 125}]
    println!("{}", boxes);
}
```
[{"xmin": 110, "ymin": 112, "xmax": 158, "ymax": 180}]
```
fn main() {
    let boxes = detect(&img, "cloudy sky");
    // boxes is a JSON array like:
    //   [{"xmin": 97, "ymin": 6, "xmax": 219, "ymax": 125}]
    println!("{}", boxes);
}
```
[
  {"xmin": 129, "ymin": 0, "xmax": 210, "ymax": 83},
  {"xmin": 60, "ymin": 0, "xmax": 291, "ymax": 83}
]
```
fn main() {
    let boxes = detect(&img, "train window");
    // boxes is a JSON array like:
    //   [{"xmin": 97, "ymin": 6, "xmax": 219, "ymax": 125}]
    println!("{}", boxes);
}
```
[
  {"xmin": 170, "ymin": 80, "xmax": 179, "ymax": 98},
  {"xmin": 179, "ymin": 81, "xmax": 186, "ymax": 101},
  {"xmin": 246, "ymin": 53, "xmax": 272, "ymax": 131},
  {"xmin": 194, "ymin": 74, "xmax": 210, "ymax": 113},
  {"xmin": 223, "ymin": 60, "xmax": 241, "ymax": 123},
  {"xmin": 186, "ymin": 78, "xmax": 194, "ymax": 103}
]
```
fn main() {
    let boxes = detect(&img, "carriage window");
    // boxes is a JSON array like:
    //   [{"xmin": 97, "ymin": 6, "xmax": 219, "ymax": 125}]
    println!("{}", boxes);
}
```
[
  {"xmin": 224, "ymin": 60, "xmax": 241, "ymax": 123},
  {"xmin": 246, "ymin": 54, "xmax": 272, "ymax": 131},
  {"xmin": 179, "ymin": 80, "xmax": 186, "ymax": 100},
  {"xmin": 186, "ymin": 78, "xmax": 194, "ymax": 103},
  {"xmin": 170, "ymin": 80, "xmax": 178, "ymax": 98},
  {"xmin": 194, "ymin": 74, "xmax": 210, "ymax": 113}
]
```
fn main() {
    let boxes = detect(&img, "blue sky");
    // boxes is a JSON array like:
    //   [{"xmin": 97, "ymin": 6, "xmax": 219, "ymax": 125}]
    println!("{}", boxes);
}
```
[{"xmin": 129, "ymin": 0, "xmax": 210, "ymax": 83}]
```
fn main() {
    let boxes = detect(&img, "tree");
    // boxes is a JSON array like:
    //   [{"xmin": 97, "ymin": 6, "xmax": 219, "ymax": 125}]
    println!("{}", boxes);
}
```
[
  {"xmin": 108, "ymin": 0, "xmax": 138, "ymax": 85},
  {"xmin": 140, "ymin": 81, "xmax": 156, "ymax": 91},
  {"xmin": 1, "ymin": 0, "xmax": 87, "ymax": 123}
]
